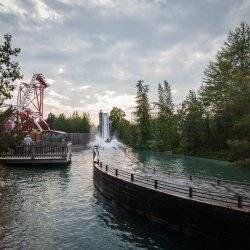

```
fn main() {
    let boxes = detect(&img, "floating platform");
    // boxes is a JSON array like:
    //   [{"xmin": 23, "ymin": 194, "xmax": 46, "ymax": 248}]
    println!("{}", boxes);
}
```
[{"xmin": 0, "ymin": 143, "xmax": 72, "ymax": 166}]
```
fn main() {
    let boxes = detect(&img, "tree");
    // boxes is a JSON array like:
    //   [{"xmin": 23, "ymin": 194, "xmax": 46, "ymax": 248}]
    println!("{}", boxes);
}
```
[
  {"xmin": 135, "ymin": 80, "xmax": 151, "ymax": 146},
  {"xmin": 0, "ymin": 34, "xmax": 23, "ymax": 152},
  {"xmin": 46, "ymin": 113, "xmax": 56, "ymax": 130},
  {"xmin": 110, "ymin": 107, "xmax": 126, "ymax": 134},
  {"xmin": 199, "ymin": 22, "xmax": 250, "ymax": 161},
  {"xmin": 200, "ymin": 22, "xmax": 250, "ymax": 111},
  {"xmin": 0, "ymin": 34, "xmax": 22, "ymax": 105},
  {"xmin": 154, "ymin": 81, "xmax": 179, "ymax": 150},
  {"xmin": 178, "ymin": 91, "xmax": 206, "ymax": 151},
  {"xmin": 45, "ymin": 112, "xmax": 91, "ymax": 133},
  {"xmin": 158, "ymin": 80, "xmax": 174, "ymax": 118}
]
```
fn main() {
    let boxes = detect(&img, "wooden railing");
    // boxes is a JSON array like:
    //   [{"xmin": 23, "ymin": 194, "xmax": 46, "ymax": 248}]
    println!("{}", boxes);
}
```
[{"xmin": 0, "ymin": 143, "xmax": 71, "ymax": 159}]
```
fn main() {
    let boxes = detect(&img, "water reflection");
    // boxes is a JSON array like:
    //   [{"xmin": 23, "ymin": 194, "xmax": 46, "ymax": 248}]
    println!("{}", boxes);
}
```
[
  {"xmin": 133, "ymin": 149, "xmax": 250, "ymax": 182},
  {"xmin": 94, "ymin": 190, "xmax": 211, "ymax": 250}
]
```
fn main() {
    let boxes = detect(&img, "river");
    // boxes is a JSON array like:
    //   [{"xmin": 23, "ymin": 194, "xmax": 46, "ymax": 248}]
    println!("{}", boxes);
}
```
[{"xmin": 0, "ymin": 145, "xmax": 249, "ymax": 249}]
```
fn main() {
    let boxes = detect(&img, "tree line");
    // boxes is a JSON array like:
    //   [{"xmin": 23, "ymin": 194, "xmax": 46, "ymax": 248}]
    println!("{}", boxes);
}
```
[
  {"xmin": 110, "ymin": 22, "xmax": 250, "ymax": 166},
  {"xmin": 46, "ymin": 112, "xmax": 91, "ymax": 133}
]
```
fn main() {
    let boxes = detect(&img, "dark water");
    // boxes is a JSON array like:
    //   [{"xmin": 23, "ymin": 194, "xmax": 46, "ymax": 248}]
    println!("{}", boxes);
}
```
[
  {"xmin": 0, "ymin": 148, "xmax": 248, "ymax": 249},
  {"xmin": 134, "ymin": 149, "xmax": 250, "ymax": 182}
]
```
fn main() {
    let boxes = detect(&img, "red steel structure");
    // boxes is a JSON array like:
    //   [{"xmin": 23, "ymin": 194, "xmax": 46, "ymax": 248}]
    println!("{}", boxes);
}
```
[{"xmin": 5, "ymin": 73, "xmax": 50, "ymax": 132}]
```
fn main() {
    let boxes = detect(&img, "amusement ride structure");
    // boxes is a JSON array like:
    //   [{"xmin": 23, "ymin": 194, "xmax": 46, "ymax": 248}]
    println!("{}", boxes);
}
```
[{"xmin": 4, "ymin": 73, "xmax": 50, "ymax": 132}]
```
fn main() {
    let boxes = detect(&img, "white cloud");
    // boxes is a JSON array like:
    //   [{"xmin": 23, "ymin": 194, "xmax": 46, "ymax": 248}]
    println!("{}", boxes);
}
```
[
  {"xmin": 32, "ymin": 0, "xmax": 62, "ymax": 22},
  {"xmin": 49, "ymin": 90, "xmax": 70, "ymax": 100},
  {"xmin": 79, "ymin": 85, "xmax": 91, "ymax": 90},
  {"xmin": 0, "ymin": 0, "xmax": 27, "ymax": 16}
]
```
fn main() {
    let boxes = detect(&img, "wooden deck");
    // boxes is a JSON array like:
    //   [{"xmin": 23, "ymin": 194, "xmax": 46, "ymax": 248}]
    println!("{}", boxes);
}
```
[{"xmin": 0, "ymin": 143, "xmax": 72, "ymax": 166}]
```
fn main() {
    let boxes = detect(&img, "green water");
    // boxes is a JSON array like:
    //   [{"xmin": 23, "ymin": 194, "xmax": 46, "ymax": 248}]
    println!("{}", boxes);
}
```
[{"xmin": 133, "ymin": 149, "xmax": 250, "ymax": 183}]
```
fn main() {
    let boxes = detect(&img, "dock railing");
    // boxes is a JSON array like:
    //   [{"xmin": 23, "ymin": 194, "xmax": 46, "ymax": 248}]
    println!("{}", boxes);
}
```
[
  {"xmin": 93, "ymin": 147, "xmax": 250, "ymax": 210},
  {"xmin": 0, "ymin": 142, "xmax": 72, "ymax": 159},
  {"xmin": 95, "ymin": 162, "xmax": 250, "ymax": 210}
]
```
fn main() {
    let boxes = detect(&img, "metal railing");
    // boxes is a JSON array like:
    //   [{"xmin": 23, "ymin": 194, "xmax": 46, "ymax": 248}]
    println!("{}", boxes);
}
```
[
  {"xmin": 95, "ymin": 161, "xmax": 250, "ymax": 210},
  {"xmin": 141, "ymin": 166, "xmax": 250, "ymax": 188},
  {"xmin": 0, "ymin": 143, "xmax": 71, "ymax": 159}
]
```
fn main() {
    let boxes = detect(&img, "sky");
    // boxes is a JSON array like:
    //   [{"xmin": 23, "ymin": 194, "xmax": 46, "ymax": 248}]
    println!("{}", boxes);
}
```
[{"xmin": 0, "ymin": 0, "xmax": 249, "ymax": 124}]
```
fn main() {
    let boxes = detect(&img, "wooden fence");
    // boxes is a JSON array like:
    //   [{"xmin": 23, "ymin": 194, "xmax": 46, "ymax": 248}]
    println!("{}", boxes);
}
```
[{"xmin": 66, "ymin": 133, "xmax": 95, "ymax": 145}]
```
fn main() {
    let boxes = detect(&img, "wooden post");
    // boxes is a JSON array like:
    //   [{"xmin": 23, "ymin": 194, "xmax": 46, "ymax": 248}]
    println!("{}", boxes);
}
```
[
  {"xmin": 217, "ymin": 179, "xmax": 221, "ymax": 185},
  {"xmin": 190, "ymin": 175, "xmax": 192, "ymax": 181},
  {"xmin": 189, "ymin": 187, "xmax": 193, "ymax": 198},
  {"xmin": 154, "ymin": 180, "xmax": 158, "ymax": 189},
  {"xmin": 131, "ymin": 173, "xmax": 134, "ymax": 182},
  {"xmin": 153, "ymin": 167, "xmax": 155, "ymax": 174},
  {"xmin": 31, "ymin": 145, "xmax": 35, "ymax": 160},
  {"xmin": 238, "ymin": 196, "xmax": 242, "ymax": 208},
  {"xmin": 115, "ymin": 169, "xmax": 118, "ymax": 177},
  {"xmin": 106, "ymin": 165, "xmax": 108, "ymax": 172},
  {"xmin": 169, "ymin": 171, "xmax": 171, "ymax": 176}
]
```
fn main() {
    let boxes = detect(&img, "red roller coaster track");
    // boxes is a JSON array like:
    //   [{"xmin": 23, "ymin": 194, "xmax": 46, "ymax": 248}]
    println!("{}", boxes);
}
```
[{"xmin": 4, "ymin": 73, "xmax": 50, "ymax": 132}]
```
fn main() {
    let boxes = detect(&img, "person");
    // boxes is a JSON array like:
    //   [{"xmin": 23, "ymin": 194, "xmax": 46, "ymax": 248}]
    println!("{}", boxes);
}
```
[{"xmin": 23, "ymin": 134, "xmax": 33, "ymax": 145}]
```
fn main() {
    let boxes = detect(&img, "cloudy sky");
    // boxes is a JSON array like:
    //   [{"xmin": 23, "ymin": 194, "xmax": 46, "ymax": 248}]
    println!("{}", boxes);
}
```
[{"xmin": 0, "ymin": 0, "xmax": 249, "ymax": 124}]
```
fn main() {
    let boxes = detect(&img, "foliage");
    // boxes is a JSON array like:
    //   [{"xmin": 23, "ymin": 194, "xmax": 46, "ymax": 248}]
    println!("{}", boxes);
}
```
[
  {"xmin": 0, "ymin": 108, "xmax": 24, "ymax": 152},
  {"xmin": 178, "ymin": 91, "xmax": 207, "ymax": 150},
  {"xmin": 151, "ymin": 81, "xmax": 179, "ymax": 151},
  {"xmin": 0, "ymin": 34, "xmax": 22, "ymax": 105},
  {"xmin": 0, "ymin": 34, "xmax": 24, "ymax": 153},
  {"xmin": 110, "ymin": 107, "xmax": 139, "ymax": 146},
  {"xmin": 135, "ymin": 80, "xmax": 151, "ymax": 147},
  {"xmin": 46, "ymin": 111, "xmax": 91, "ymax": 133}
]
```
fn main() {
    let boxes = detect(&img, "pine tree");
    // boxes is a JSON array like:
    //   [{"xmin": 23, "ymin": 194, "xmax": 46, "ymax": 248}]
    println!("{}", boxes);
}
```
[
  {"xmin": 135, "ymin": 80, "xmax": 151, "ymax": 146},
  {"xmin": 179, "ymin": 90, "xmax": 206, "ymax": 151},
  {"xmin": 158, "ymin": 80, "xmax": 174, "ymax": 118},
  {"xmin": 155, "ymin": 81, "xmax": 179, "ymax": 150},
  {"xmin": 200, "ymin": 22, "xmax": 250, "ymax": 162}
]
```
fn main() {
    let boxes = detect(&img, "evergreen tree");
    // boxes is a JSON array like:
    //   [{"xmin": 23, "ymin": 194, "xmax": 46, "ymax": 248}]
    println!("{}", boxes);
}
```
[
  {"xmin": 158, "ymin": 80, "xmax": 174, "ymax": 118},
  {"xmin": 155, "ymin": 81, "xmax": 179, "ymax": 150},
  {"xmin": 200, "ymin": 22, "xmax": 250, "ymax": 162},
  {"xmin": 179, "ymin": 91, "xmax": 206, "ymax": 151},
  {"xmin": 135, "ymin": 80, "xmax": 151, "ymax": 146},
  {"xmin": 200, "ymin": 22, "xmax": 250, "ymax": 111}
]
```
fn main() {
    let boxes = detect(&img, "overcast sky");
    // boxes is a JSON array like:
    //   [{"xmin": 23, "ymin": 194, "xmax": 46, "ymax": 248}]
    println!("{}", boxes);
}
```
[{"xmin": 0, "ymin": 0, "xmax": 249, "ymax": 124}]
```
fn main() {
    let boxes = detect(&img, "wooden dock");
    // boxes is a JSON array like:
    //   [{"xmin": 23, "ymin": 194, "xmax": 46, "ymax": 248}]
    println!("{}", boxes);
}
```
[{"xmin": 0, "ymin": 143, "xmax": 72, "ymax": 166}]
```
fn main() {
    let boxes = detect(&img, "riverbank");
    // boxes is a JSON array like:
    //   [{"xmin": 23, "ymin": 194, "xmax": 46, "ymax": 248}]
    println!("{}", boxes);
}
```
[{"xmin": 129, "ymin": 144, "xmax": 249, "ymax": 168}]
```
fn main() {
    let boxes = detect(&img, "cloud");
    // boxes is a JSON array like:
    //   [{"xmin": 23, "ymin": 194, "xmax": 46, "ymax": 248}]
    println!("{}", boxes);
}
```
[
  {"xmin": 79, "ymin": 85, "xmax": 91, "ymax": 90},
  {"xmin": 0, "ymin": 0, "xmax": 249, "ymax": 124}
]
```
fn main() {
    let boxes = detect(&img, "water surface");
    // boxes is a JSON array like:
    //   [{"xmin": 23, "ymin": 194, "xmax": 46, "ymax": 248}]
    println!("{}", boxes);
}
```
[
  {"xmin": 0, "ymin": 148, "xmax": 207, "ymax": 249},
  {"xmin": 133, "ymin": 149, "xmax": 250, "ymax": 182},
  {"xmin": 1, "ymin": 147, "xmax": 249, "ymax": 249}
]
